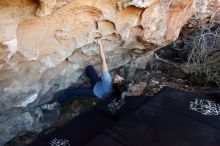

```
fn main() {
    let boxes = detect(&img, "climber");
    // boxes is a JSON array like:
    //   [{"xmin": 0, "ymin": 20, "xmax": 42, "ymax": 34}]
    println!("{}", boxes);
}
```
[{"xmin": 41, "ymin": 39, "xmax": 128, "ymax": 110}]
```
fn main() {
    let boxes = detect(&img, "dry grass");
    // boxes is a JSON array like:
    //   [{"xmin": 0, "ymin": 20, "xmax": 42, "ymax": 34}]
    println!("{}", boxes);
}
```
[{"xmin": 186, "ymin": 22, "xmax": 220, "ymax": 87}]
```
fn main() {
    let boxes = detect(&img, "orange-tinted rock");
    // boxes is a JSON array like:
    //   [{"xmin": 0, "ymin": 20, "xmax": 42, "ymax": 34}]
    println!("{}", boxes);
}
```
[
  {"xmin": 0, "ymin": 0, "xmax": 197, "ymax": 118},
  {"xmin": 97, "ymin": 20, "xmax": 116, "ymax": 36},
  {"xmin": 0, "ymin": 0, "xmax": 204, "ymax": 144},
  {"xmin": 115, "ymin": 6, "xmax": 143, "ymax": 40},
  {"xmin": 36, "ymin": 0, "xmax": 57, "ymax": 16},
  {"xmin": 0, "ymin": 0, "xmax": 36, "ymax": 42},
  {"xmin": 141, "ymin": 0, "xmax": 194, "ymax": 46}
]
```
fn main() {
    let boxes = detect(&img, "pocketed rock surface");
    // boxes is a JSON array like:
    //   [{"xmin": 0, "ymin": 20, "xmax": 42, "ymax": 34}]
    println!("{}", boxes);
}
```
[{"xmin": 0, "ymin": 0, "xmax": 219, "ymax": 145}]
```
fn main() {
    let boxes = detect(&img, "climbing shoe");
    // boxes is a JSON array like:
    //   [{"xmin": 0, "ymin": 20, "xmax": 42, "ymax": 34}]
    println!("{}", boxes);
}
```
[{"xmin": 40, "ymin": 102, "xmax": 58, "ymax": 111}]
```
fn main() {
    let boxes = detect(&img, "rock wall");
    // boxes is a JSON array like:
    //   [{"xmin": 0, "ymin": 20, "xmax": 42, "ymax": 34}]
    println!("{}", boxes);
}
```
[
  {"xmin": 0, "ymin": 0, "xmax": 204, "ymax": 145},
  {"xmin": 195, "ymin": 0, "xmax": 220, "ymax": 19}
]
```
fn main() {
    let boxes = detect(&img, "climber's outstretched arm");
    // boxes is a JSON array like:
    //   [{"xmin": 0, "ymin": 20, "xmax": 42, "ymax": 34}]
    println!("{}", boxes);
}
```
[{"xmin": 97, "ymin": 40, "xmax": 108, "ymax": 74}]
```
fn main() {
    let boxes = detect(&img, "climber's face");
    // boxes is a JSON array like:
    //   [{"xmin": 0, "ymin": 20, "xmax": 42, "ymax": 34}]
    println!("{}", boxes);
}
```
[{"xmin": 112, "ymin": 74, "xmax": 124, "ymax": 84}]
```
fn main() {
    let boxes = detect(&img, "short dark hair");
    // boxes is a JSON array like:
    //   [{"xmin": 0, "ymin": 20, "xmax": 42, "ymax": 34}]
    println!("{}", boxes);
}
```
[{"xmin": 112, "ymin": 80, "xmax": 128, "ymax": 100}]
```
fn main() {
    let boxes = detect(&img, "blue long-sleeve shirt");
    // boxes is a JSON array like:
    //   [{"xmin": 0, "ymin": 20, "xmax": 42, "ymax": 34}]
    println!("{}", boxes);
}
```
[{"xmin": 93, "ymin": 71, "xmax": 113, "ymax": 99}]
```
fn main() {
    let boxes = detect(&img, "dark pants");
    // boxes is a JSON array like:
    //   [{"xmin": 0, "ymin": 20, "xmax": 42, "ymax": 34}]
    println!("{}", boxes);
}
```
[{"xmin": 57, "ymin": 65, "xmax": 101, "ymax": 105}]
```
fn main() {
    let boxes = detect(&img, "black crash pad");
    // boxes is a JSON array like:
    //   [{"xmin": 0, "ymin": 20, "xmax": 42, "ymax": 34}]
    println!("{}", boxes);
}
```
[
  {"xmin": 30, "ymin": 87, "xmax": 220, "ymax": 146},
  {"xmin": 30, "ymin": 95, "xmax": 149, "ymax": 146}
]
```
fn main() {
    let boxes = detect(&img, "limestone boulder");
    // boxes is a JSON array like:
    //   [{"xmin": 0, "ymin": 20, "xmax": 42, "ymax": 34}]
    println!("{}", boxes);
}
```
[
  {"xmin": 97, "ymin": 20, "xmax": 116, "ymax": 36},
  {"xmin": 141, "ymin": 0, "xmax": 194, "ymax": 45},
  {"xmin": 36, "ymin": 0, "xmax": 57, "ymax": 17},
  {"xmin": 0, "ymin": 0, "xmax": 36, "ymax": 42},
  {"xmin": 126, "ymin": 82, "xmax": 148, "ymax": 96},
  {"xmin": 114, "ymin": 6, "xmax": 143, "ymax": 40},
  {"xmin": 0, "ymin": 0, "xmax": 200, "ymax": 145},
  {"xmin": 117, "ymin": 0, "xmax": 159, "ymax": 10},
  {"xmin": 195, "ymin": 0, "xmax": 220, "ymax": 19}
]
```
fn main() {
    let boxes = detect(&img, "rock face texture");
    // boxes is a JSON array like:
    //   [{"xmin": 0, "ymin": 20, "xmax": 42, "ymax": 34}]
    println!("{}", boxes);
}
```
[
  {"xmin": 0, "ymin": 0, "xmax": 210, "ymax": 145},
  {"xmin": 195, "ymin": 0, "xmax": 220, "ymax": 19}
]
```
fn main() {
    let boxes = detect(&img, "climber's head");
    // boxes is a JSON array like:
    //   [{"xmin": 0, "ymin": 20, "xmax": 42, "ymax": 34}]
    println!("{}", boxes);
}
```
[
  {"xmin": 112, "ymin": 74, "xmax": 124, "ymax": 84},
  {"xmin": 112, "ymin": 75, "xmax": 128, "ymax": 99}
]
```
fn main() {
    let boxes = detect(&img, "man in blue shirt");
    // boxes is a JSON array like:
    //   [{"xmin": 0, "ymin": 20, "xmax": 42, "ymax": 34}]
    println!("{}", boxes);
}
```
[{"xmin": 41, "ymin": 39, "xmax": 127, "ymax": 110}]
